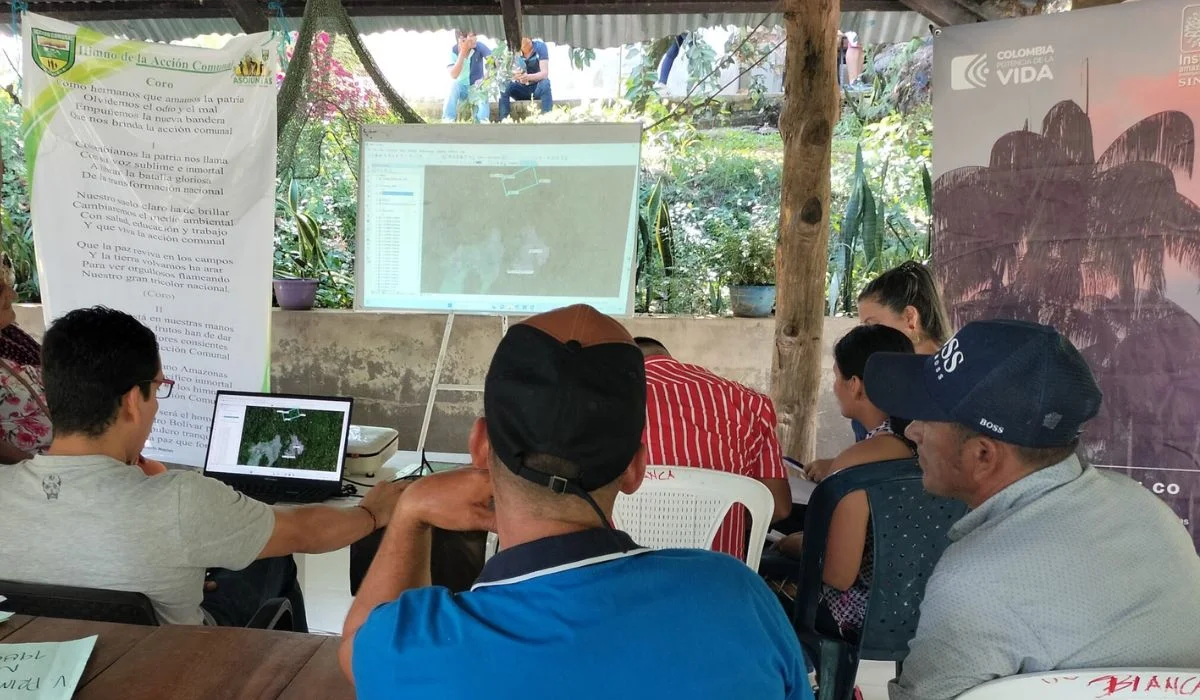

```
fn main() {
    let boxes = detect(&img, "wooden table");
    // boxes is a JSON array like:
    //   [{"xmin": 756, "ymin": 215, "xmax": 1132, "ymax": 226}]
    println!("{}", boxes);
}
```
[{"xmin": 0, "ymin": 615, "xmax": 354, "ymax": 699}]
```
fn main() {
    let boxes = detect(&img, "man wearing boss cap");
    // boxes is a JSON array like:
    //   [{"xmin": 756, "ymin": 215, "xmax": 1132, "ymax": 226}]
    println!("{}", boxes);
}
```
[
  {"xmin": 863, "ymin": 319, "xmax": 1200, "ymax": 700},
  {"xmin": 340, "ymin": 304, "xmax": 812, "ymax": 700}
]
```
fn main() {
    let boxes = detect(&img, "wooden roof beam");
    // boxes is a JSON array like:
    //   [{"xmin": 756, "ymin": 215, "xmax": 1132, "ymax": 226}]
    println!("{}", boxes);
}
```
[
  {"xmin": 1, "ymin": 0, "xmax": 911, "ymax": 23},
  {"xmin": 522, "ymin": 0, "xmax": 905, "ymax": 12},
  {"xmin": 222, "ymin": 0, "xmax": 268, "ymax": 32},
  {"xmin": 896, "ymin": 0, "xmax": 984, "ymax": 25}
]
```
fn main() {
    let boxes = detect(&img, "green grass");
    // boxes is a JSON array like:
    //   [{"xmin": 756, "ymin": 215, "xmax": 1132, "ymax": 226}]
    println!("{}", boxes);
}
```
[{"xmin": 696, "ymin": 128, "xmax": 783, "ymax": 160}]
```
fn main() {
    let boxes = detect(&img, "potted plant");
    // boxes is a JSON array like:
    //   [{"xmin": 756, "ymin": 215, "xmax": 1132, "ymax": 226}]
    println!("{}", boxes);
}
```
[
  {"xmin": 273, "ymin": 180, "xmax": 327, "ymax": 311},
  {"xmin": 715, "ymin": 225, "xmax": 777, "ymax": 318}
]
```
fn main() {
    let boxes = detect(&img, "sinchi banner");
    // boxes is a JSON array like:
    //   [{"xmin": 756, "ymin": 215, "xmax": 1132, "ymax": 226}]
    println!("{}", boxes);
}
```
[
  {"xmin": 932, "ymin": 1, "xmax": 1200, "ymax": 549},
  {"xmin": 22, "ymin": 13, "xmax": 277, "ymax": 467}
]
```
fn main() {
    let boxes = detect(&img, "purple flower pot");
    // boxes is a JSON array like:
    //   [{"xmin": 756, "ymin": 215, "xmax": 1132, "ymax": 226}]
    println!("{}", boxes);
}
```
[{"xmin": 273, "ymin": 278, "xmax": 319, "ymax": 310}]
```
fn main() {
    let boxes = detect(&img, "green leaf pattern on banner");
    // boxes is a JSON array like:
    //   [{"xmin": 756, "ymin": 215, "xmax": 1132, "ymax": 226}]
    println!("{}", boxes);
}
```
[{"xmin": 22, "ymin": 27, "xmax": 145, "ymax": 190}]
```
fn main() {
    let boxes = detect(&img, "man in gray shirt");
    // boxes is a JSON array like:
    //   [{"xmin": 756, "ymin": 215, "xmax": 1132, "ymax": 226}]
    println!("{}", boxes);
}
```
[
  {"xmin": 863, "ymin": 319, "xmax": 1200, "ymax": 700},
  {"xmin": 0, "ymin": 307, "xmax": 408, "ymax": 626}
]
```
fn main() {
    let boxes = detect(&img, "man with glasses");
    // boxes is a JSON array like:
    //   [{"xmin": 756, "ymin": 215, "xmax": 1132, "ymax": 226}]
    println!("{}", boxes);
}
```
[{"xmin": 0, "ymin": 306, "xmax": 408, "ymax": 628}]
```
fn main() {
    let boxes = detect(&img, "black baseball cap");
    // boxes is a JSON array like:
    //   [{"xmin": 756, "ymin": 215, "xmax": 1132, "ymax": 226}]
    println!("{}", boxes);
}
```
[
  {"xmin": 484, "ymin": 304, "xmax": 646, "ymax": 496},
  {"xmin": 864, "ymin": 319, "xmax": 1102, "ymax": 448}
]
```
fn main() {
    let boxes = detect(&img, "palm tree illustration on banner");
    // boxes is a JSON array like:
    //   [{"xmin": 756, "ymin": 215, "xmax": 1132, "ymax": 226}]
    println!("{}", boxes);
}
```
[{"xmin": 934, "ymin": 100, "xmax": 1200, "ymax": 535}]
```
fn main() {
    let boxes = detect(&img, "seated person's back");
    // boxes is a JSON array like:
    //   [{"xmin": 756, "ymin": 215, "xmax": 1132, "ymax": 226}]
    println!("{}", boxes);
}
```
[
  {"xmin": 766, "ymin": 325, "xmax": 916, "ymax": 636},
  {"xmin": 343, "ymin": 305, "xmax": 812, "ymax": 700},
  {"xmin": 1, "ymin": 455, "xmax": 270, "ymax": 624},
  {"xmin": 0, "ymin": 307, "xmax": 406, "ymax": 626},
  {"xmin": 865, "ymin": 320, "xmax": 1200, "ymax": 700},
  {"xmin": 358, "ymin": 532, "xmax": 804, "ymax": 698},
  {"xmin": 637, "ymin": 337, "xmax": 792, "ymax": 558}
]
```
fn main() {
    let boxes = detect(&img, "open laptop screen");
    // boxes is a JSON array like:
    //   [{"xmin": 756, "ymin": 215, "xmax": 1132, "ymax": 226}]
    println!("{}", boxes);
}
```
[{"xmin": 202, "ymin": 392, "xmax": 352, "ymax": 483}]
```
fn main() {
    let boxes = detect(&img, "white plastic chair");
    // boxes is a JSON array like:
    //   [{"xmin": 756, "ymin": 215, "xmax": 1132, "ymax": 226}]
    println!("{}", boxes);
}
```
[
  {"xmin": 612, "ymin": 465, "xmax": 775, "ymax": 570},
  {"xmin": 482, "ymin": 466, "xmax": 775, "ymax": 570},
  {"xmin": 956, "ymin": 669, "xmax": 1200, "ymax": 699}
]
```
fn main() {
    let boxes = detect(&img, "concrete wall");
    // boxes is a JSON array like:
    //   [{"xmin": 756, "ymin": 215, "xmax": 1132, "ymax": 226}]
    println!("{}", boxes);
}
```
[{"xmin": 15, "ymin": 306, "xmax": 857, "ymax": 459}]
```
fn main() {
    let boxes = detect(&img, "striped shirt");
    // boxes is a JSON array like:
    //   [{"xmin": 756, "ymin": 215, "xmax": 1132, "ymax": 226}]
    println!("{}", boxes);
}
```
[{"xmin": 642, "ymin": 355, "xmax": 787, "ymax": 559}]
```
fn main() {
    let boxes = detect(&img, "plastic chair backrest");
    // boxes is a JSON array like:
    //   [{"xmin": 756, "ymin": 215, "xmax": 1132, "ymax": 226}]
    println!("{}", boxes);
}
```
[
  {"xmin": 956, "ymin": 669, "xmax": 1200, "ymax": 699},
  {"xmin": 795, "ymin": 458, "xmax": 967, "ymax": 660},
  {"xmin": 612, "ymin": 465, "xmax": 775, "ymax": 570},
  {"xmin": 0, "ymin": 579, "xmax": 159, "ymax": 626}
]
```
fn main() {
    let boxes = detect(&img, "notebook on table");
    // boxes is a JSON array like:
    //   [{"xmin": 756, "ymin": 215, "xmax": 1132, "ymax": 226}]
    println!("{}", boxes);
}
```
[{"xmin": 201, "ymin": 391, "xmax": 353, "ymax": 504}]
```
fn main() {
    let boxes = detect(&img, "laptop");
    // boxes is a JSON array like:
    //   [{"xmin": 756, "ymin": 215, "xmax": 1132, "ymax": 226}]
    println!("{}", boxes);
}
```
[{"xmin": 202, "ymin": 391, "xmax": 353, "ymax": 504}]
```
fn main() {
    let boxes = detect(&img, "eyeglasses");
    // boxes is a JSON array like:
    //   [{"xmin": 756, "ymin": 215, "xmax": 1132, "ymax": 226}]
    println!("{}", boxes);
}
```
[{"xmin": 143, "ymin": 378, "xmax": 175, "ymax": 399}]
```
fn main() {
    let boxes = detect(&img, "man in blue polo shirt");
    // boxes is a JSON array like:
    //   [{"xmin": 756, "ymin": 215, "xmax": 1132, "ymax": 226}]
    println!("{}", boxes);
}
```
[
  {"xmin": 340, "ymin": 304, "xmax": 811, "ymax": 700},
  {"xmin": 444, "ymin": 29, "xmax": 491, "ymax": 123},
  {"xmin": 499, "ymin": 36, "xmax": 553, "ymax": 120}
]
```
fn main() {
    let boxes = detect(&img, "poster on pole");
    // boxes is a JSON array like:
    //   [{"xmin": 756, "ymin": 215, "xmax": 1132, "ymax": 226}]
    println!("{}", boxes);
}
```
[
  {"xmin": 23, "ymin": 13, "xmax": 277, "ymax": 467},
  {"xmin": 932, "ymin": 0, "xmax": 1200, "ymax": 549}
]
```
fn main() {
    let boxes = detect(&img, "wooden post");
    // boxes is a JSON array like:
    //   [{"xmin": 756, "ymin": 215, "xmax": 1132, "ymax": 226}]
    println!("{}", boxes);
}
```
[
  {"xmin": 500, "ymin": 0, "xmax": 524, "ymax": 52},
  {"xmin": 772, "ymin": 0, "xmax": 840, "ymax": 461}
]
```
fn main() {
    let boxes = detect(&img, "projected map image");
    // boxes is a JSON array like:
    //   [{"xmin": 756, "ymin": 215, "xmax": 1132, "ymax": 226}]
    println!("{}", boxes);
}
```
[
  {"xmin": 237, "ymin": 406, "xmax": 344, "ymax": 472},
  {"xmin": 420, "ymin": 165, "xmax": 637, "ymax": 297}
]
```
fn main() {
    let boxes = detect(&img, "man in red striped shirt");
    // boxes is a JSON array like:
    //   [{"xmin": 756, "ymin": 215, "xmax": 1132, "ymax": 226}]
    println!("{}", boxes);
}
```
[{"xmin": 636, "ymin": 337, "xmax": 792, "ymax": 560}]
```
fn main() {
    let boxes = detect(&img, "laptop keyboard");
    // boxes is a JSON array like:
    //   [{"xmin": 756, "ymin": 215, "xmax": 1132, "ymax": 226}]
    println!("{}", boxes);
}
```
[{"xmin": 235, "ymin": 481, "xmax": 335, "ymax": 505}]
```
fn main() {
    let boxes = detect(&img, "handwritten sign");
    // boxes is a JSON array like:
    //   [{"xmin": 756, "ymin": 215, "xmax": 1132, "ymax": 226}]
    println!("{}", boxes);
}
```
[
  {"xmin": 0, "ymin": 636, "xmax": 96, "ymax": 698},
  {"xmin": 960, "ymin": 670, "xmax": 1200, "ymax": 699},
  {"xmin": 644, "ymin": 468, "xmax": 676, "ymax": 481},
  {"xmin": 1087, "ymin": 673, "xmax": 1200, "ymax": 697}
]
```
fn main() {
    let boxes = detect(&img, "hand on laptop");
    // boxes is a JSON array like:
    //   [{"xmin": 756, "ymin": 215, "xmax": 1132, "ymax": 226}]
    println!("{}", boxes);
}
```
[
  {"xmin": 393, "ymin": 467, "xmax": 496, "ymax": 534},
  {"xmin": 360, "ymin": 479, "xmax": 411, "ymax": 530}
]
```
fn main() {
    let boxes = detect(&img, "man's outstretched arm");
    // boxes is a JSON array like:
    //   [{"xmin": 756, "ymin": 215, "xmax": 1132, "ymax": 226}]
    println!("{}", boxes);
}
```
[{"xmin": 339, "ymin": 468, "xmax": 496, "ymax": 685}]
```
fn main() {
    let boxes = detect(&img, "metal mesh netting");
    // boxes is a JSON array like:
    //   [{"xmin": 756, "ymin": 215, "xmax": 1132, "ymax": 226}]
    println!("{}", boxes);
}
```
[{"xmin": 276, "ymin": 0, "xmax": 422, "ymax": 179}]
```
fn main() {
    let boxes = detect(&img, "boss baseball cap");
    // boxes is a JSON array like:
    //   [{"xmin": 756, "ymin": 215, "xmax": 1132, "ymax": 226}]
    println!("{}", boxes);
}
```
[
  {"xmin": 864, "ymin": 319, "xmax": 1102, "ymax": 447},
  {"xmin": 484, "ymin": 304, "xmax": 646, "ymax": 497}
]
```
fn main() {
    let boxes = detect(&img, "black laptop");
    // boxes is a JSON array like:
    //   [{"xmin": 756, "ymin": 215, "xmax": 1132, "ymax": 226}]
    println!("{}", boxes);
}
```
[{"xmin": 201, "ymin": 391, "xmax": 353, "ymax": 504}]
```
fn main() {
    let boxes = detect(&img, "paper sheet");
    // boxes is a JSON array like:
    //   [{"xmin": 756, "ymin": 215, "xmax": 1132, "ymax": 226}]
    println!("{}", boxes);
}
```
[
  {"xmin": 785, "ymin": 462, "xmax": 817, "ymax": 505},
  {"xmin": 0, "ymin": 636, "xmax": 97, "ymax": 698},
  {"xmin": 0, "ymin": 597, "xmax": 11, "ymax": 624}
]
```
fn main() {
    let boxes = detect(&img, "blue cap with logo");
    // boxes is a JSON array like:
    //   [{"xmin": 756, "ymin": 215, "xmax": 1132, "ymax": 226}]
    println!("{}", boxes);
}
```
[{"xmin": 863, "ymin": 319, "xmax": 1102, "ymax": 448}]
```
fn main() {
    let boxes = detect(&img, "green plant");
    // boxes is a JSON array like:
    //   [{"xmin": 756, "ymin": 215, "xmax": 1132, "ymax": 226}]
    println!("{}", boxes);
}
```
[
  {"xmin": 623, "ymin": 43, "xmax": 661, "ymax": 112},
  {"xmin": 275, "ymin": 179, "xmax": 328, "ymax": 280},
  {"xmin": 635, "ymin": 177, "xmax": 676, "ymax": 310},
  {"xmin": 569, "ymin": 47, "xmax": 596, "ymax": 70},
  {"xmin": 829, "ymin": 145, "xmax": 883, "ymax": 314},
  {"xmin": 684, "ymin": 36, "xmax": 721, "ymax": 95},
  {"xmin": 713, "ymin": 222, "xmax": 776, "ymax": 286},
  {"xmin": 0, "ymin": 89, "xmax": 37, "ymax": 302},
  {"xmin": 473, "ymin": 43, "xmax": 514, "ymax": 114}
]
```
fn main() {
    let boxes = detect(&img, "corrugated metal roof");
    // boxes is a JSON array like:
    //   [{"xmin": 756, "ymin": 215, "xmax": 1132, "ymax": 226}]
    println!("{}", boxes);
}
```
[
  {"xmin": 10, "ymin": 10, "xmax": 930, "ymax": 46},
  {"xmin": 368, "ymin": 12, "xmax": 929, "ymax": 47}
]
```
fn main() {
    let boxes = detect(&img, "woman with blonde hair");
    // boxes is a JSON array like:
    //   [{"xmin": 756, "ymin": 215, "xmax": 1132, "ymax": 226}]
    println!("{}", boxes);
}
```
[
  {"xmin": 856, "ymin": 260, "xmax": 950, "ymax": 354},
  {"xmin": 843, "ymin": 260, "xmax": 951, "ymax": 445}
]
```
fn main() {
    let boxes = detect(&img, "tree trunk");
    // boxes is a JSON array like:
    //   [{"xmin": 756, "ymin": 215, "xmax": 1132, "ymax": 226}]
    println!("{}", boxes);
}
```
[{"xmin": 772, "ymin": 0, "xmax": 840, "ymax": 461}]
